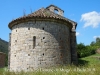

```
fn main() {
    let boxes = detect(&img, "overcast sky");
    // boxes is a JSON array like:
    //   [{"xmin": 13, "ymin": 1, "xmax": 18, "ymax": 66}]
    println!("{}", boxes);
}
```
[{"xmin": 0, "ymin": 0, "xmax": 100, "ymax": 45}]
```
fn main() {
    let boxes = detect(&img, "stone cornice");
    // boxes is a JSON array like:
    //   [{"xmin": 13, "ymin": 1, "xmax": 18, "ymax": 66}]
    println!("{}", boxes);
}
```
[{"xmin": 8, "ymin": 17, "xmax": 73, "ymax": 30}]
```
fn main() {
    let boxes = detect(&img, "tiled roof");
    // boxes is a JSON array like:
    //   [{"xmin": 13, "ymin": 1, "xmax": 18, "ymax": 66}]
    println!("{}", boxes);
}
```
[{"xmin": 8, "ymin": 7, "xmax": 77, "ymax": 29}]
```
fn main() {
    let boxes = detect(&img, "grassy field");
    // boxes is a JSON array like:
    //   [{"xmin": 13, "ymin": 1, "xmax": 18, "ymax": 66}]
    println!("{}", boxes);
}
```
[{"xmin": 0, "ymin": 53, "xmax": 100, "ymax": 75}]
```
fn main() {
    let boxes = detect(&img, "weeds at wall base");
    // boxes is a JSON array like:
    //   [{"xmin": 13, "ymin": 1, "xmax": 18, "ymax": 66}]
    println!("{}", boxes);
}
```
[{"xmin": 0, "ymin": 54, "xmax": 100, "ymax": 75}]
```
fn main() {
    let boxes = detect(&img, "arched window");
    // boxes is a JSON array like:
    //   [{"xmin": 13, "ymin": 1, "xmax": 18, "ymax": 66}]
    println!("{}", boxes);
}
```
[{"xmin": 54, "ymin": 9, "xmax": 58, "ymax": 14}]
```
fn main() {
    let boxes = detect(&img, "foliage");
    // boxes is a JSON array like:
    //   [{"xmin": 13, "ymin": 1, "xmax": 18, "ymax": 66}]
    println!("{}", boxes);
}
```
[
  {"xmin": 0, "ymin": 38, "xmax": 8, "ymax": 54},
  {"xmin": 77, "ymin": 43, "xmax": 96, "ymax": 58},
  {"xmin": 0, "ymin": 38, "xmax": 8, "ymax": 66},
  {"xmin": 77, "ymin": 37, "xmax": 100, "ymax": 58},
  {"xmin": 90, "ymin": 37, "xmax": 100, "ymax": 48}
]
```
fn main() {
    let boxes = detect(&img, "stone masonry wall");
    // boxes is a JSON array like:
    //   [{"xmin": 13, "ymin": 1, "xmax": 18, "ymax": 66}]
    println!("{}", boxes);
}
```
[
  {"xmin": 10, "ymin": 21, "xmax": 71, "ymax": 71},
  {"xmin": 8, "ymin": 33, "xmax": 11, "ymax": 69},
  {"xmin": 0, "ymin": 52, "xmax": 6, "ymax": 68},
  {"xmin": 70, "ymin": 32, "xmax": 78, "ymax": 65}
]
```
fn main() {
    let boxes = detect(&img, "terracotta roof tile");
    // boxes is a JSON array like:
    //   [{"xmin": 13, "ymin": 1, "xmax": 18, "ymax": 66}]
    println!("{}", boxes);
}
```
[{"xmin": 8, "ymin": 7, "xmax": 77, "ymax": 29}]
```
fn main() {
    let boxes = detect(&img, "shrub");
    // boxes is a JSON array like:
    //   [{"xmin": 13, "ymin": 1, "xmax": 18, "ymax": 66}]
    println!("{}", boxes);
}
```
[{"xmin": 77, "ymin": 43, "xmax": 96, "ymax": 58}]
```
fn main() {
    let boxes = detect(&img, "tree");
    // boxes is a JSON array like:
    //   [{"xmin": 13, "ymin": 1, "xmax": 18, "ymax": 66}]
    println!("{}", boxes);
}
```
[
  {"xmin": 77, "ymin": 43, "xmax": 86, "ymax": 58},
  {"xmin": 96, "ymin": 37, "xmax": 100, "ymax": 43},
  {"xmin": 90, "ymin": 41, "xmax": 95, "ymax": 46},
  {"xmin": 77, "ymin": 43, "xmax": 96, "ymax": 58},
  {"xmin": 90, "ymin": 37, "xmax": 100, "ymax": 49},
  {"xmin": 95, "ymin": 37, "xmax": 100, "ymax": 47}
]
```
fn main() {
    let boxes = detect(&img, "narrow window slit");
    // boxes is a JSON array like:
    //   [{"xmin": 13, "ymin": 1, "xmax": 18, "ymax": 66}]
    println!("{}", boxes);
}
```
[
  {"xmin": 43, "ymin": 53, "xmax": 44, "ymax": 56},
  {"xmin": 42, "ymin": 27, "xmax": 44, "ymax": 30},
  {"xmin": 15, "ymin": 40, "xmax": 17, "ymax": 42},
  {"xmin": 33, "ymin": 36, "xmax": 36, "ymax": 49},
  {"xmin": 43, "ymin": 37, "xmax": 45, "ymax": 39},
  {"xmin": 28, "ymin": 28, "xmax": 30, "ymax": 30},
  {"xmin": 28, "ymin": 54, "xmax": 30, "ymax": 56}
]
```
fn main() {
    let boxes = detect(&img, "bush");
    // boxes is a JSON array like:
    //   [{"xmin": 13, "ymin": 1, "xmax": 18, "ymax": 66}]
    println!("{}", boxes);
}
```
[{"xmin": 77, "ymin": 43, "xmax": 96, "ymax": 58}]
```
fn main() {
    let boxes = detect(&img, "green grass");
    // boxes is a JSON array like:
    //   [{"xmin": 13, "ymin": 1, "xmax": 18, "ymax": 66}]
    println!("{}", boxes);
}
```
[
  {"xmin": 0, "ymin": 54, "xmax": 100, "ymax": 75},
  {"xmin": 79, "ymin": 53, "xmax": 100, "ymax": 65}
]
